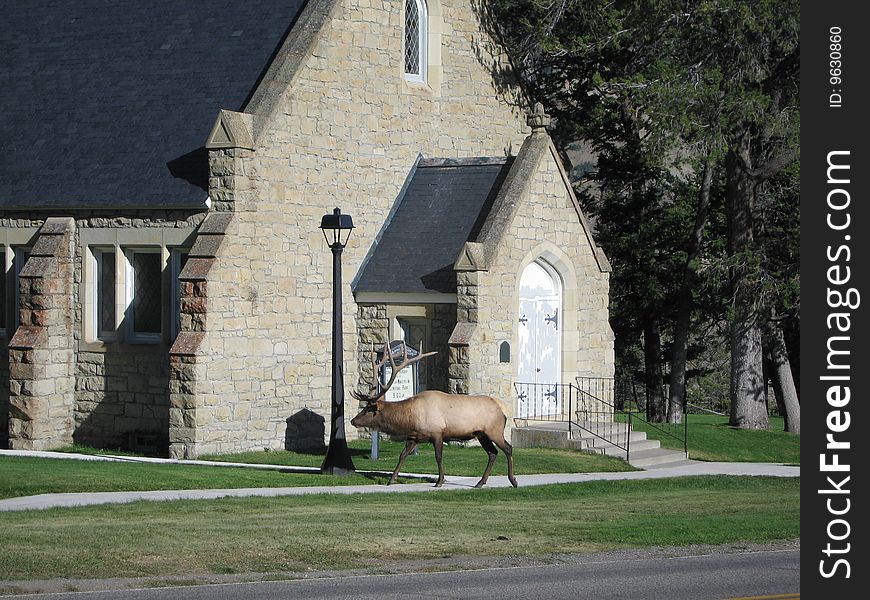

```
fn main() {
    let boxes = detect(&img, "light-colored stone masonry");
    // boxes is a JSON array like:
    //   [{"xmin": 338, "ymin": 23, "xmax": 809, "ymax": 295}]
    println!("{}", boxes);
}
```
[
  {"xmin": 2, "ymin": 1, "xmax": 613, "ymax": 456},
  {"xmin": 7, "ymin": 218, "xmax": 77, "ymax": 450},
  {"xmin": 70, "ymin": 213, "xmax": 202, "ymax": 452},
  {"xmin": 187, "ymin": 0, "xmax": 531, "ymax": 455},
  {"xmin": 468, "ymin": 147, "xmax": 615, "ymax": 411},
  {"xmin": 2, "ymin": 211, "xmax": 203, "ymax": 452}
]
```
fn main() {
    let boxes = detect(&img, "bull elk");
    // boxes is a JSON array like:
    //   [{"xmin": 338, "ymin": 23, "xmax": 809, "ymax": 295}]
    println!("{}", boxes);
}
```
[{"xmin": 350, "ymin": 342, "xmax": 518, "ymax": 488}]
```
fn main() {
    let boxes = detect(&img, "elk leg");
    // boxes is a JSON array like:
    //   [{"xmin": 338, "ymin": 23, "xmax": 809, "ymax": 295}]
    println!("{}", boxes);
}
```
[
  {"xmin": 389, "ymin": 440, "xmax": 417, "ymax": 485},
  {"xmin": 432, "ymin": 436, "xmax": 445, "ymax": 487},
  {"xmin": 475, "ymin": 435, "xmax": 499, "ymax": 488},
  {"xmin": 492, "ymin": 436, "xmax": 518, "ymax": 488}
]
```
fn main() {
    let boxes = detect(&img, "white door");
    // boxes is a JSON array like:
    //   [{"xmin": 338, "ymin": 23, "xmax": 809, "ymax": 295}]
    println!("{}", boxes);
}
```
[{"xmin": 517, "ymin": 261, "xmax": 561, "ymax": 417}]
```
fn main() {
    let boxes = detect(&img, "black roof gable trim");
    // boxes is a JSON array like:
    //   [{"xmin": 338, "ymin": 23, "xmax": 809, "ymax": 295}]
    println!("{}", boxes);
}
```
[{"xmin": 418, "ymin": 157, "xmax": 511, "ymax": 168}]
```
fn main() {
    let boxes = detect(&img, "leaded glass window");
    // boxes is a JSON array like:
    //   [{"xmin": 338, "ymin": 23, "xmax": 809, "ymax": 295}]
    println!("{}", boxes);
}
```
[
  {"xmin": 130, "ymin": 251, "xmax": 162, "ymax": 335},
  {"xmin": 96, "ymin": 249, "xmax": 116, "ymax": 336},
  {"xmin": 404, "ymin": 0, "xmax": 426, "ymax": 81}
]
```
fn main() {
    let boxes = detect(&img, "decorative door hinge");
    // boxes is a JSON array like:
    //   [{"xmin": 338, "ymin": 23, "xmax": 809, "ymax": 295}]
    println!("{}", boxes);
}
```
[{"xmin": 545, "ymin": 309, "xmax": 558, "ymax": 329}]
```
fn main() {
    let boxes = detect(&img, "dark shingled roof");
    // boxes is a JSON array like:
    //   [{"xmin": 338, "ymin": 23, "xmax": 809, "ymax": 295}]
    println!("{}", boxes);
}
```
[
  {"xmin": 355, "ymin": 157, "xmax": 514, "ymax": 295},
  {"xmin": 0, "ymin": 0, "xmax": 307, "ymax": 210}
]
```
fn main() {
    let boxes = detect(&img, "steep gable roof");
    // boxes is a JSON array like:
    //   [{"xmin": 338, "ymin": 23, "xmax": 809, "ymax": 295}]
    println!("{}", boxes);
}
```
[
  {"xmin": 354, "ymin": 158, "xmax": 514, "ymax": 296},
  {"xmin": 0, "ymin": 0, "xmax": 307, "ymax": 210}
]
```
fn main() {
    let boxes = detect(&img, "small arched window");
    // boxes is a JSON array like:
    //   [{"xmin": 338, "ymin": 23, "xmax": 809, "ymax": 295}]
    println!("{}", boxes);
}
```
[{"xmin": 404, "ymin": 0, "xmax": 427, "ymax": 82}]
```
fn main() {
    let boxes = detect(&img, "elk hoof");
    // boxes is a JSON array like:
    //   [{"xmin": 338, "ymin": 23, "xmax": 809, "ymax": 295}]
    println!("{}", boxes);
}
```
[
  {"xmin": 474, "ymin": 480, "xmax": 486, "ymax": 488},
  {"xmin": 387, "ymin": 477, "xmax": 398, "ymax": 486},
  {"xmin": 434, "ymin": 480, "xmax": 444, "ymax": 488},
  {"xmin": 509, "ymin": 477, "xmax": 518, "ymax": 488}
]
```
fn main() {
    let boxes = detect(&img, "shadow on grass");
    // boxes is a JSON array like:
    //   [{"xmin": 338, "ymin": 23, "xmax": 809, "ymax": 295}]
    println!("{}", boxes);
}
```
[
  {"xmin": 272, "ymin": 465, "xmax": 435, "ymax": 485},
  {"xmin": 280, "ymin": 447, "xmax": 374, "ymax": 459}
]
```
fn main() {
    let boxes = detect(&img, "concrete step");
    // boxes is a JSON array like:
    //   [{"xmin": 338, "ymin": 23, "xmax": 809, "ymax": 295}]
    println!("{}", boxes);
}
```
[
  {"xmin": 574, "ymin": 429, "xmax": 648, "ymax": 444},
  {"xmin": 511, "ymin": 423, "xmax": 687, "ymax": 470},
  {"xmin": 587, "ymin": 437, "xmax": 661, "ymax": 453},
  {"xmin": 573, "ymin": 420, "xmax": 634, "ymax": 438},
  {"xmin": 512, "ymin": 426, "xmax": 595, "ymax": 451},
  {"xmin": 624, "ymin": 447, "xmax": 689, "ymax": 468}
]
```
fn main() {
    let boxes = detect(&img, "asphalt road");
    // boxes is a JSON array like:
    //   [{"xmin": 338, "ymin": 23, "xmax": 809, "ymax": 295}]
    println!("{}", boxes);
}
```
[{"xmin": 6, "ymin": 548, "xmax": 799, "ymax": 599}]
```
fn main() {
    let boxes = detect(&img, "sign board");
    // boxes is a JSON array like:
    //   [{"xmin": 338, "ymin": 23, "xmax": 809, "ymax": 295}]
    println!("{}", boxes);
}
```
[{"xmin": 383, "ymin": 365, "xmax": 415, "ymax": 402}]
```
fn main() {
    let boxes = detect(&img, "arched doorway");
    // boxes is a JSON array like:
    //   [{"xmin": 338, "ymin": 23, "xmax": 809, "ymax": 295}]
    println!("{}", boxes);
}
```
[{"xmin": 517, "ymin": 260, "xmax": 562, "ymax": 417}]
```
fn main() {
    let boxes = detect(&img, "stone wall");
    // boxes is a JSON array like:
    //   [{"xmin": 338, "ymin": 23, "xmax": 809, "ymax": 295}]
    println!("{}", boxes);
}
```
[
  {"xmin": 7, "ymin": 218, "xmax": 76, "ymax": 449},
  {"xmin": 168, "ymin": 212, "xmax": 233, "ymax": 459},
  {"xmin": 354, "ymin": 302, "xmax": 455, "ymax": 398},
  {"xmin": 1, "ymin": 211, "xmax": 201, "ymax": 451},
  {"xmin": 0, "ymin": 346, "xmax": 7, "ymax": 448},
  {"xmin": 356, "ymin": 304, "xmax": 390, "ymax": 395},
  {"xmin": 188, "ymin": 0, "xmax": 529, "ymax": 454},
  {"xmin": 69, "ymin": 213, "xmax": 201, "ymax": 452},
  {"xmin": 1, "ymin": 219, "xmax": 43, "ymax": 448},
  {"xmin": 73, "ymin": 349, "xmax": 170, "ymax": 452},
  {"xmin": 464, "ymin": 145, "xmax": 615, "ymax": 417}
]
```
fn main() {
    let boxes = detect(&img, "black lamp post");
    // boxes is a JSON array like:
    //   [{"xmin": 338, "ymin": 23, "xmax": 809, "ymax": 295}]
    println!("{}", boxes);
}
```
[{"xmin": 319, "ymin": 207, "xmax": 356, "ymax": 475}]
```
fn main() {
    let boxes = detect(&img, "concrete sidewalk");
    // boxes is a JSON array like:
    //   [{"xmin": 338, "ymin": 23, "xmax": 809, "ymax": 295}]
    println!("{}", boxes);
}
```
[{"xmin": 0, "ymin": 449, "xmax": 798, "ymax": 512}]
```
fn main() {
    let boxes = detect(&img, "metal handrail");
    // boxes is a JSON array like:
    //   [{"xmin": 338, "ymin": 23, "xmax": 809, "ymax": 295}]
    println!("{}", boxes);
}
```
[
  {"xmin": 574, "ymin": 386, "xmax": 630, "ymax": 453},
  {"xmin": 515, "ymin": 379, "xmax": 690, "ymax": 462},
  {"xmin": 577, "ymin": 377, "xmax": 689, "ymax": 460},
  {"xmin": 515, "ymin": 381, "xmax": 631, "ymax": 456},
  {"xmin": 623, "ymin": 407, "xmax": 687, "ymax": 448}
]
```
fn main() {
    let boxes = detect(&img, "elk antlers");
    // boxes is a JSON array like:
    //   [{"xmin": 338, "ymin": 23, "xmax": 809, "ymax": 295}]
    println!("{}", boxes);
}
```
[{"xmin": 353, "ymin": 341, "xmax": 437, "ymax": 403}]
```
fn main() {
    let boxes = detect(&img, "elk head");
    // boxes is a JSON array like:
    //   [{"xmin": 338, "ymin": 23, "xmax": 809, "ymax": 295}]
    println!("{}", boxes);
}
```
[{"xmin": 350, "ymin": 341, "xmax": 436, "ymax": 428}]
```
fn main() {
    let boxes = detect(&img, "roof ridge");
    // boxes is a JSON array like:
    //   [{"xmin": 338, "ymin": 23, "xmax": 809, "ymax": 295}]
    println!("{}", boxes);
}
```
[{"xmin": 418, "ymin": 157, "xmax": 511, "ymax": 168}]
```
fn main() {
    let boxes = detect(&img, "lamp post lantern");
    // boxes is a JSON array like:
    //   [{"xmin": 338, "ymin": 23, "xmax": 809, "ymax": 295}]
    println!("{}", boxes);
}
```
[{"xmin": 319, "ymin": 207, "xmax": 356, "ymax": 475}]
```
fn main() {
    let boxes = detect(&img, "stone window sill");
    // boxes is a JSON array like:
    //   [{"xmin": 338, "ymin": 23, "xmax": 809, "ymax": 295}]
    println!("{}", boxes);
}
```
[{"xmin": 79, "ymin": 339, "xmax": 167, "ymax": 353}]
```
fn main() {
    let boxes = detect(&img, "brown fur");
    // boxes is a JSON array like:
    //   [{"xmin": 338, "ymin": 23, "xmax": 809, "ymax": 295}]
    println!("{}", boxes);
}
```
[{"xmin": 351, "ymin": 390, "xmax": 518, "ymax": 488}]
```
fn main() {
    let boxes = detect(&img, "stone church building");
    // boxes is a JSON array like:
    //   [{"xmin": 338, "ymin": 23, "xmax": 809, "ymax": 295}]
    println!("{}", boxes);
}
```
[{"xmin": 1, "ymin": 0, "xmax": 613, "ymax": 458}]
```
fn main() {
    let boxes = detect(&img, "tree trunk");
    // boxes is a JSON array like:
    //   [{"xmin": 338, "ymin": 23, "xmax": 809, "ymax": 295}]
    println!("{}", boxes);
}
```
[
  {"xmin": 764, "ymin": 318, "xmax": 800, "ymax": 434},
  {"xmin": 668, "ymin": 156, "xmax": 714, "ymax": 424},
  {"xmin": 726, "ymin": 132, "xmax": 769, "ymax": 430},
  {"xmin": 644, "ymin": 318, "xmax": 666, "ymax": 423}
]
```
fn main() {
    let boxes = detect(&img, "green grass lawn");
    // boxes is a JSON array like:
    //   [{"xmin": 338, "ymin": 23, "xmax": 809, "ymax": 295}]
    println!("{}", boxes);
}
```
[
  {"xmin": 619, "ymin": 414, "xmax": 800, "ymax": 463},
  {"xmin": 201, "ymin": 439, "xmax": 634, "ymax": 476},
  {"xmin": 3, "ymin": 415, "xmax": 795, "ymax": 502},
  {"xmin": 0, "ymin": 475, "xmax": 799, "ymax": 581},
  {"xmin": 0, "ymin": 443, "xmax": 632, "ymax": 500},
  {"xmin": 0, "ymin": 457, "xmax": 395, "ymax": 500}
]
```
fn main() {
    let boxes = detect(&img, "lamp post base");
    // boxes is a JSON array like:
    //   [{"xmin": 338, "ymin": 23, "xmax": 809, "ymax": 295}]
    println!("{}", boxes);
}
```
[{"xmin": 321, "ymin": 438, "xmax": 355, "ymax": 475}]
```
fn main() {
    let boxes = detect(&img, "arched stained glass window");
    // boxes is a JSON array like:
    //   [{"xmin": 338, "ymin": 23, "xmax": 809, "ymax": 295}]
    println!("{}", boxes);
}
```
[{"xmin": 404, "ymin": 0, "xmax": 427, "ymax": 81}]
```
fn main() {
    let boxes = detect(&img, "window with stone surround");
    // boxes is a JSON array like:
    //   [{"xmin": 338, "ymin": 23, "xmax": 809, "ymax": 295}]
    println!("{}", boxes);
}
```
[
  {"xmin": 87, "ymin": 245, "xmax": 165, "ymax": 343},
  {"xmin": 88, "ymin": 247, "xmax": 118, "ymax": 341},
  {"xmin": 0, "ymin": 231, "xmax": 37, "ymax": 337},
  {"xmin": 81, "ymin": 228, "xmax": 193, "ymax": 348},
  {"xmin": 404, "ymin": 0, "xmax": 427, "ymax": 82}
]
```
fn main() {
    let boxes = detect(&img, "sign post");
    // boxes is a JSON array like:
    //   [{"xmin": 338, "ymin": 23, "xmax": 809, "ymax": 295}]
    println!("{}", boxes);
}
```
[{"xmin": 370, "ymin": 341, "xmax": 421, "ymax": 460}]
